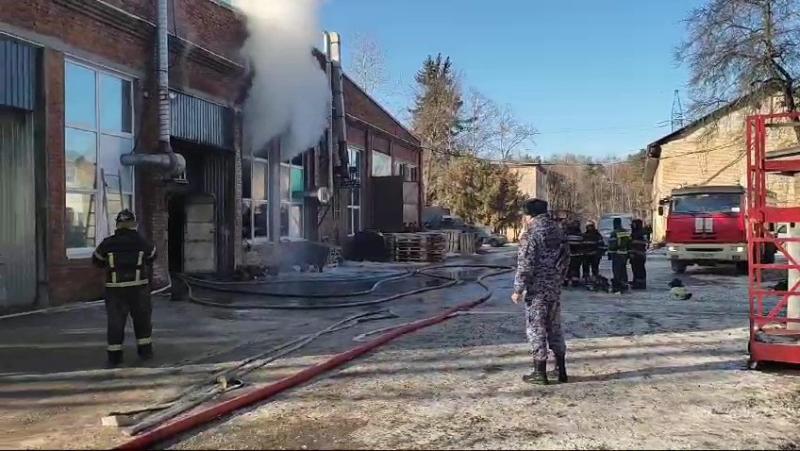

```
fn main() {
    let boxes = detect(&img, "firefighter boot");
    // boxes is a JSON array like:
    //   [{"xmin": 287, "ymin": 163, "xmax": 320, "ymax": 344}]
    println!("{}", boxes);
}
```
[
  {"xmin": 522, "ymin": 360, "xmax": 549, "ymax": 385},
  {"xmin": 107, "ymin": 350, "xmax": 123, "ymax": 368},
  {"xmin": 555, "ymin": 354, "xmax": 568, "ymax": 383},
  {"xmin": 137, "ymin": 344, "xmax": 153, "ymax": 361}
]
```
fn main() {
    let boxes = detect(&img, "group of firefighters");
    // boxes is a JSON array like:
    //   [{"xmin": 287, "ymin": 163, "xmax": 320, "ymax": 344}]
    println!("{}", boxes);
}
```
[{"xmin": 562, "ymin": 217, "xmax": 649, "ymax": 293}]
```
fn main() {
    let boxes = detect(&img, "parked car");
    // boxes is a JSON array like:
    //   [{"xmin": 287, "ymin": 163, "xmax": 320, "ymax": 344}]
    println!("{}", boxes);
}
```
[
  {"xmin": 476, "ymin": 227, "xmax": 508, "ymax": 247},
  {"xmin": 598, "ymin": 213, "xmax": 633, "ymax": 243}
]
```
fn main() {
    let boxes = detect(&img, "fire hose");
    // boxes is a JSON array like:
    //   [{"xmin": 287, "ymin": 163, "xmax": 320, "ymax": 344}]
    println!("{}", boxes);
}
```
[
  {"xmin": 113, "ymin": 264, "xmax": 513, "ymax": 450},
  {"xmin": 178, "ymin": 264, "xmax": 508, "ymax": 310}
]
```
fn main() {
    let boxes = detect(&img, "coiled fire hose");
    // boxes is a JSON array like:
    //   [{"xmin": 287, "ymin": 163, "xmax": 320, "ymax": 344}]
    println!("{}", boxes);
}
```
[{"xmin": 114, "ymin": 264, "xmax": 513, "ymax": 450}]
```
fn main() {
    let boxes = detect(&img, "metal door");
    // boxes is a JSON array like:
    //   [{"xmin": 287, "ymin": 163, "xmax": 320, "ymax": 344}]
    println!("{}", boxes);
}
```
[
  {"xmin": 0, "ymin": 109, "xmax": 36, "ymax": 308},
  {"xmin": 183, "ymin": 195, "xmax": 216, "ymax": 274}
]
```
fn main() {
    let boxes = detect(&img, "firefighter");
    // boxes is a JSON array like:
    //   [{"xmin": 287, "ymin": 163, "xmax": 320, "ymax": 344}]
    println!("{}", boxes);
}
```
[
  {"xmin": 607, "ymin": 217, "xmax": 631, "ymax": 294},
  {"xmin": 92, "ymin": 209, "xmax": 157, "ymax": 367},
  {"xmin": 565, "ymin": 220, "xmax": 584, "ymax": 287},
  {"xmin": 629, "ymin": 219, "xmax": 648, "ymax": 289},
  {"xmin": 582, "ymin": 221, "xmax": 606, "ymax": 281}
]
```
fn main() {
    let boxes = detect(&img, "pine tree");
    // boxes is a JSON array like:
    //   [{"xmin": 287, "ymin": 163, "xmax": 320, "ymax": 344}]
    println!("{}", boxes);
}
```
[{"xmin": 410, "ymin": 54, "xmax": 469, "ymax": 203}]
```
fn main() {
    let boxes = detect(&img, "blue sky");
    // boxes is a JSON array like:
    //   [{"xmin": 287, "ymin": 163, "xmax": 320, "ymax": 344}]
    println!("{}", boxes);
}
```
[{"xmin": 322, "ymin": 0, "xmax": 702, "ymax": 158}]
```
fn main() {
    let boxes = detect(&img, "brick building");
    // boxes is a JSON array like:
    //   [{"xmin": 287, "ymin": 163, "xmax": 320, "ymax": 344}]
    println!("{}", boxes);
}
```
[
  {"xmin": 0, "ymin": 0, "xmax": 422, "ymax": 312},
  {"xmin": 492, "ymin": 162, "xmax": 548, "ymax": 241}
]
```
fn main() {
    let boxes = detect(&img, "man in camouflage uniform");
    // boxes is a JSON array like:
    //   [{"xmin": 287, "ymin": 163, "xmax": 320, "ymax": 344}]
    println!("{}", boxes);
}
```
[{"xmin": 512, "ymin": 199, "xmax": 569, "ymax": 385}]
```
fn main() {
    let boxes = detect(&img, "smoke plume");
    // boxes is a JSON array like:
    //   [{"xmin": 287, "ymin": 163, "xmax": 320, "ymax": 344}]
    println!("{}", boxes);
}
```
[{"xmin": 239, "ymin": 0, "xmax": 331, "ymax": 161}]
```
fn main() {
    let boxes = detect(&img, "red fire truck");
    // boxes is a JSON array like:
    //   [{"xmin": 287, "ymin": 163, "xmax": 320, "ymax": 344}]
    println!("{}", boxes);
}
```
[{"xmin": 659, "ymin": 185, "xmax": 773, "ymax": 274}]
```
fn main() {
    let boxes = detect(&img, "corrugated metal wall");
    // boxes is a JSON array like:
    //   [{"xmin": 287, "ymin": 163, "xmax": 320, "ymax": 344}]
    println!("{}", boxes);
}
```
[
  {"xmin": 202, "ymin": 152, "xmax": 234, "ymax": 273},
  {"xmin": 0, "ymin": 38, "xmax": 37, "ymax": 111},
  {"xmin": 180, "ymin": 146, "xmax": 234, "ymax": 274},
  {"xmin": 170, "ymin": 91, "xmax": 233, "ymax": 150},
  {"xmin": 0, "ymin": 109, "xmax": 37, "ymax": 308}
]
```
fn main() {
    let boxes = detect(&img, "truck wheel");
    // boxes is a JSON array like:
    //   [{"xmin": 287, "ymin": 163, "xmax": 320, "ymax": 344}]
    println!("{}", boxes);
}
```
[
  {"xmin": 736, "ymin": 262, "xmax": 749, "ymax": 275},
  {"xmin": 762, "ymin": 246, "xmax": 776, "ymax": 264},
  {"xmin": 671, "ymin": 261, "xmax": 687, "ymax": 274}
]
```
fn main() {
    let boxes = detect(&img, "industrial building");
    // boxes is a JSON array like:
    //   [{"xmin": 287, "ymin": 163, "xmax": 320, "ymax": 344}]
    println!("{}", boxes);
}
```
[{"xmin": 0, "ymin": 0, "xmax": 422, "ymax": 312}]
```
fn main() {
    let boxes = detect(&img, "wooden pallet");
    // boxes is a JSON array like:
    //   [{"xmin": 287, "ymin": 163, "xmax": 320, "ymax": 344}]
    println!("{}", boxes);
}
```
[{"xmin": 385, "ymin": 232, "xmax": 447, "ymax": 263}]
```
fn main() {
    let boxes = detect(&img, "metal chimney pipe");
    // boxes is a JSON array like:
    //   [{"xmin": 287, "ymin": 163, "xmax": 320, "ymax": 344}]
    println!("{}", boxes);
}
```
[
  {"xmin": 121, "ymin": 0, "xmax": 185, "ymax": 177},
  {"xmin": 323, "ymin": 32, "xmax": 334, "ymax": 190},
  {"xmin": 328, "ymin": 32, "xmax": 348, "ymax": 175},
  {"xmin": 156, "ymin": 0, "xmax": 171, "ymax": 152}
]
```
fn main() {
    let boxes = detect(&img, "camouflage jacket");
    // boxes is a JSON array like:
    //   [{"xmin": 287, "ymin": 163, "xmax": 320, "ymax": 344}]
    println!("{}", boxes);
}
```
[{"xmin": 513, "ymin": 214, "xmax": 568, "ymax": 297}]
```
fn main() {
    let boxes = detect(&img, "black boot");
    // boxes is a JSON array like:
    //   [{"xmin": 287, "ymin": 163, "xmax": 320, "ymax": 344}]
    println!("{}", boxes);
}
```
[
  {"xmin": 555, "ymin": 354, "xmax": 568, "ymax": 383},
  {"xmin": 522, "ymin": 360, "xmax": 549, "ymax": 385},
  {"xmin": 137, "ymin": 344, "xmax": 153, "ymax": 361},
  {"xmin": 107, "ymin": 350, "xmax": 123, "ymax": 368}
]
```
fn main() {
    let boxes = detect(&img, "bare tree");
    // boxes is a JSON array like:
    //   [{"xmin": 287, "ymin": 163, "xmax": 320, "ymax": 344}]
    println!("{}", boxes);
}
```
[
  {"xmin": 458, "ymin": 89, "xmax": 499, "ymax": 156},
  {"xmin": 488, "ymin": 104, "xmax": 538, "ymax": 161},
  {"xmin": 457, "ymin": 90, "xmax": 537, "ymax": 160},
  {"xmin": 349, "ymin": 33, "xmax": 389, "ymax": 97},
  {"xmin": 677, "ymin": 0, "xmax": 800, "ymax": 128}
]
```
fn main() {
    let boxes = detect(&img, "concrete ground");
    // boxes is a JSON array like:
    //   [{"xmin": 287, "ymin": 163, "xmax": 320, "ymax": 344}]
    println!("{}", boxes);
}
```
[{"xmin": 2, "ymin": 249, "xmax": 800, "ymax": 449}]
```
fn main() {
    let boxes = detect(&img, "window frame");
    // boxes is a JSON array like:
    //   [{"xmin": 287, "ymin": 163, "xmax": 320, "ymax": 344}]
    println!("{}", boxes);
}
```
[
  {"xmin": 241, "ymin": 155, "xmax": 306, "ymax": 241},
  {"xmin": 347, "ymin": 146, "xmax": 363, "ymax": 236},
  {"xmin": 64, "ymin": 59, "xmax": 136, "ymax": 260},
  {"xmin": 371, "ymin": 150, "xmax": 392, "ymax": 177}
]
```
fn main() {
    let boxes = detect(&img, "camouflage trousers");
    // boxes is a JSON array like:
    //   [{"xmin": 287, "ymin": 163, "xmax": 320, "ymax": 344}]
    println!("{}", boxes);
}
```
[{"xmin": 525, "ymin": 293, "xmax": 566, "ymax": 362}]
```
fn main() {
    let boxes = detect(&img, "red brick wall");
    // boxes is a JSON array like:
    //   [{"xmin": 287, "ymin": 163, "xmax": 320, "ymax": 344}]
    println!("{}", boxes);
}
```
[
  {"xmin": 343, "ymin": 76, "xmax": 420, "ymax": 146},
  {"xmin": 5, "ymin": 0, "xmax": 247, "ymax": 305},
  {"xmin": 42, "ymin": 49, "xmax": 106, "ymax": 304},
  {"xmin": 392, "ymin": 143, "xmax": 418, "ymax": 165}
]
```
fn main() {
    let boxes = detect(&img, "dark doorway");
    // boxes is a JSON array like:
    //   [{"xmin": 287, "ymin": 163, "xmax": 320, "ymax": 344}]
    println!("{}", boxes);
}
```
[{"xmin": 168, "ymin": 193, "xmax": 186, "ymax": 274}]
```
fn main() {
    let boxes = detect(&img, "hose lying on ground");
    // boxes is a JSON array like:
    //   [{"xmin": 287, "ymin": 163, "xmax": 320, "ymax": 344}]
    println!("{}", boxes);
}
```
[
  {"xmin": 0, "ymin": 274, "xmax": 173, "ymax": 321},
  {"xmin": 117, "ymin": 309, "xmax": 397, "ymax": 437},
  {"xmin": 114, "ymin": 264, "xmax": 513, "ymax": 450},
  {"xmin": 182, "ymin": 270, "xmax": 416, "ymax": 299},
  {"xmin": 179, "ymin": 264, "xmax": 512, "ymax": 310}
]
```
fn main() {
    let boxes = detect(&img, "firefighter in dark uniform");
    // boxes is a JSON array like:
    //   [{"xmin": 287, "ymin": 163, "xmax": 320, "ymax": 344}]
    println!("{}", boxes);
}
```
[
  {"xmin": 582, "ymin": 221, "xmax": 606, "ymax": 280},
  {"xmin": 565, "ymin": 220, "xmax": 584, "ymax": 287},
  {"xmin": 629, "ymin": 219, "xmax": 648, "ymax": 289},
  {"xmin": 607, "ymin": 217, "xmax": 631, "ymax": 294},
  {"xmin": 92, "ymin": 209, "xmax": 157, "ymax": 367}
]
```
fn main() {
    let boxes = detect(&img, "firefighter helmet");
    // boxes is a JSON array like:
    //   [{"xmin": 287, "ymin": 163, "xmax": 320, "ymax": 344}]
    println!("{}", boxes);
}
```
[{"xmin": 116, "ymin": 209, "xmax": 136, "ymax": 224}]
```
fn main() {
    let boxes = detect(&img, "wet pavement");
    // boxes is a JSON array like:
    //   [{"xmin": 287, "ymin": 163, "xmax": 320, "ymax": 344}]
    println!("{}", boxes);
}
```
[{"xmin": 0, "ymin": 250, "xmax": 515, "ymax": 449}]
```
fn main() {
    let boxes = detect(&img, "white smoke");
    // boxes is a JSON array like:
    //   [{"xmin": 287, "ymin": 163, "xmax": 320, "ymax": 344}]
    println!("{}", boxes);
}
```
[{"xmin": 239, "ymin": 0, "xmax": 331, "ymax": 161}]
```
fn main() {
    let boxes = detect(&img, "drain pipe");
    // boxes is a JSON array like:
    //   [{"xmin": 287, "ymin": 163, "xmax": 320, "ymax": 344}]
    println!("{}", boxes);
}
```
[{"xmin": 120, "ymin": 0, "xmax": 185, "ymax": 177}]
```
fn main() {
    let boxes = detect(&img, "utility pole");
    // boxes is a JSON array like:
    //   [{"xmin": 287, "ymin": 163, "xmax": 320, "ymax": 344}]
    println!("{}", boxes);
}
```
[{"xmin": 671, "ymin": 89, "xmax": 685, "ymax": 132}]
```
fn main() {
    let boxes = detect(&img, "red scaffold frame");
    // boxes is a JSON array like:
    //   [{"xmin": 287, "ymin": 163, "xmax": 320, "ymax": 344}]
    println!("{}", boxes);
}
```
[{"xmin": 746, "ymin": 112, "xmax": 800, "ymax": 368}]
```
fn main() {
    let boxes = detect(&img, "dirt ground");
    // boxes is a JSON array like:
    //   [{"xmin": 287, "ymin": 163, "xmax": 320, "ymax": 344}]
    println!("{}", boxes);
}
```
[
  {"xmin": 175, "ymin": 253, "xmax": 800, "ymax": 450},
  {"xmin": 2, "ymin": 250, "xmax": 800, "ymax": 449}
]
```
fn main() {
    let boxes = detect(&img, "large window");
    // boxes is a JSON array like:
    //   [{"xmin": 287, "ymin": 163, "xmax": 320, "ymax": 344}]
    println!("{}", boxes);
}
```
[
  {"xmin": 241, "ymin": 154, "xmax": 305, "ymax": 241},
  {"xmin": 64, "ymin": 61, "xmax": 134, "ymax": 258},
  {"xmin": 347, "ymin": 147, "xmax": 362, "ymax": 235},
  {"xmin": 395, "ymin": 161, "xmax": 419, "ymax": 182},
  {"xmin": 372, "ymin": 150, "xmax": 392, "ymax": 177}
]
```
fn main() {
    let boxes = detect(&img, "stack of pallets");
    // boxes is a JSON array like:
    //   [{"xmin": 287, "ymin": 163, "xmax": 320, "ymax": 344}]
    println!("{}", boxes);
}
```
[
  {"xmin": 385, "ymin": 232, "xmax": 447, "ymax": 263},
  {"xmin": 442, "ymin": 230, "xmax": 478, "ymax": 255}
]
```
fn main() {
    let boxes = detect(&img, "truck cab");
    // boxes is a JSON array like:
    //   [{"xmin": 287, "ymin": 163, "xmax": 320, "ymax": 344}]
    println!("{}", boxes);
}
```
[{"xmin": 659, "ymin": 185, "xmax": 750, "ymax": 274}]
